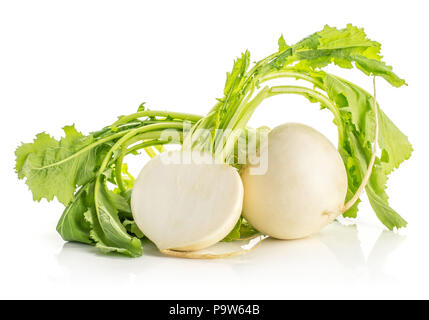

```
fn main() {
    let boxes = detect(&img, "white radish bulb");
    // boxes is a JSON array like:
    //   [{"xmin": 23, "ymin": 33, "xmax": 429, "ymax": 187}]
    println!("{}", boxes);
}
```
[
  {"xmin": 241, "ymin": 123, "xmax": 348, "ymax": 239},
  {"xmin": 131, "ymin": 150, "xmax": 243, "ymax": 251}
]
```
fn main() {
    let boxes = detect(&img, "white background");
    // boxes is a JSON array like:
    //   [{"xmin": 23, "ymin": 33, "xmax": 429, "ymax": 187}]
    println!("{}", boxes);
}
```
[{"xmin": 1, "ymin": 0, "xmax": 428, "ymax": 299}]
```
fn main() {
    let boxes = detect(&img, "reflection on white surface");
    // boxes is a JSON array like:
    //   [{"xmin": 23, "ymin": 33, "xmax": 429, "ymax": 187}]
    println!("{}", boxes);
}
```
[{"xmin": 52, "ymin": 222, "xmax": 408, "ymax": 299}]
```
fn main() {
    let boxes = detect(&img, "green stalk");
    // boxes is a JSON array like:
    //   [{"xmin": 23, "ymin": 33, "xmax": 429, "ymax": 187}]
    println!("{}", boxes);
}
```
[
  {"xmin": 125, "ymin": 140, "xmax": 173, "ymax": 156},
  {"xmin": 35, "ymin": 129, "xmax": 134, "ymax": 170},
  {"xmin": 115, "ymin": 139, "xmax": 173, "ymax": 193},
  {"xmin": 259, "ymin": 70, "xmax": 325, "ymax": 89},
  {"xmin": 219, "ymin": 85, "xmax": 344, "ymax": 162},
  {"xmin": 112, "ymin": 111, "xmax": 202, "ymax": 127},
  {"xmin": 114, "ymin": 150, "xmax": 127, "ymax": 193},
  {"xmin": 267, "ymin": 85, "xmax": 344, "ymax": 142},
  {"xmin": 97, "ymin": 122, "xmax": 186, "ymax": 176},
  {"xmin": 216, "ymin": 87, "xmax": 271, "ymax": 161},
  {"xmin": 144, "ymin": 147, "xmax": 157, "ymax": 158},
  {"xmin": 113, "ymin": 125, "xmax": 186, "ymax": 193},
  {"xmin": 222, "ymin": 68, "xmax": 324, "ymax": 135}
]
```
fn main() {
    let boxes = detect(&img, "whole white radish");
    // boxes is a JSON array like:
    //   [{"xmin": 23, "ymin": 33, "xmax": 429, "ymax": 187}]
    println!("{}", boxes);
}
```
[
  {"xmin": 131, "ymin": 150, "xmax": 243, "ymax": 252},
  {"xmin": 241, "ymin": 123, "xmax": 348, "ymax": 239}
]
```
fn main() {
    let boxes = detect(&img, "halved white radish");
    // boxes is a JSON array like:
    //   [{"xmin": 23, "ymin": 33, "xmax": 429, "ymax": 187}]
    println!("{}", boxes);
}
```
[
  {"xmin": 131, "ymin": 150, "xmax": 243, "ymax": 251},
  {"xmin": 241, "ymin": 123, "xmax": 348, "ymax": 240}
]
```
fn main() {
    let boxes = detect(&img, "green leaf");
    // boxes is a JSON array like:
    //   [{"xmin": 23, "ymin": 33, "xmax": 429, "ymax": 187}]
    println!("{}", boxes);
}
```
[
  {"xmin": 366, "ymin": 187, "xmax": 407, "ymax": 230},
  {"xmin": 345, "ymin": 122, "xmax": 408, "ymax": 230},
  {"xmin": 317, "ymin": 24, "xmax": 378, "ymax": 50},
  {"xmin": 326, "ymin": 74, "xmax": 411, "ymax": 169},
  {"xmin": 224, "ymin": 51, "xmax": 251, "ymax": 97},
  {"xmin": 15, "ymin": 125, "xmax": 103, "ymax": 205},
  {"xmin": 222, "ymin": 217, "xmax": 242, "ymax": 242},
  {"xmin": 56, "ymin": 185, "xmax": 92, "ymax": 244},
  {"xmin": 353, "ymin": 55, "xmax": 406, "ymax": 87},
  {"xmin": 192, "ymin": 50, "xmax": 252, "ymax": 151},
  {"xmin": 291, "ymin": 25, "xmax": 405, "ymax": 85},
  {"xmin": 268, "ymin": 47, "xmax": 293, "ymax": 70},
  {"xmin": 123, "ymin": 219, "xmax": 145, "ymax": 239},
  {"xmin": 340, "ymin": 150, "xmax": 361, "ymax": 218},
  {"xmin": 120, "ymin": 163, "xmax": 136, "ymax": 190},
  {"xmin": 377, "ymin": 109, "xmax": 413, "ymax": 174},
  {"xmin": 239, "ymin": 220, "xmax": 260, "ymax": 239},
  {"xmin": 108, "ymin": 188, "xmax": 133, "ymax": 218},
  {"xmin": 325, "ymin": 75, "xmax": 412, "ymax": 175},
  {"xmin": 278, "ymin": 34, "xmax": 290, "ymax": 51},
  {"xmin": 324, "ymin": 74, "xmax": 372, "ymax": 137},
  {"xmin": 92, "ymin": 178, "xmax": 142, "ymax": 257},
  {"xmin": 331, "ymin": 75, "xmax": 410, "ymax": 229},
  {"xmin": 222, "ymin": 217, "xmax": 260, "ymax": 241},
  {"xmin": 294, "ymin": 32, "xmax": 320, "ymax": 51}
]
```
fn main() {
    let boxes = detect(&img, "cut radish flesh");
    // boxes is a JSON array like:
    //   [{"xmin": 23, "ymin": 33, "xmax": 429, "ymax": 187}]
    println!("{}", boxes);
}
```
[{"xmin": 131, "ymin": 150, "xmax": 243, "ymax": 251}]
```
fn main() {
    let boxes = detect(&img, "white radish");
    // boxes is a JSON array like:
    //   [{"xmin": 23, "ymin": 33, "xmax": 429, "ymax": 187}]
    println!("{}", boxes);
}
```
[
  {"xmin": 241, "ymin": 123, "xmax": 348, "ymax": 239},
  {"xmin": 131, "ymin": 150, "xmax": 243, "ymax": 252}
]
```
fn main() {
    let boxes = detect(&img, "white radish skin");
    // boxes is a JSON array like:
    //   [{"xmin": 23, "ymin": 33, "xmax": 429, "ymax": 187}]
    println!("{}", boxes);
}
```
[
  {"xmin": 131, "ymin": 150, "xmax": 243, "ymax": 251},
  {"xmin": 241, "ymin": 123, "xmax": 348, "ymax": 240}
]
